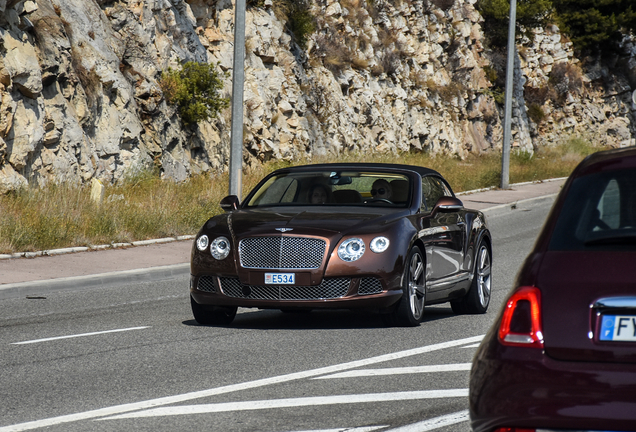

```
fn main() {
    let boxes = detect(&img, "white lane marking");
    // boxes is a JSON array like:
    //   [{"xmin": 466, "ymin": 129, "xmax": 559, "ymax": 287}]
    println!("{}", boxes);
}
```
[
  {"xmin": 285, "ymin": 427, "xmax": 387, "ymax": 432},
  {"xmin": 11, "ymin": 327, "xmax": 151, "ymax": 345},
  {"xmin": 0, "ymin": 334, "xmax": 483, "ymax": 432},
  {"xmin": 99, "ymin": 390, "xmax": 468, "ymax": 420},
  {"xmin": 460, "ymin": 343, "xmax": 480, "ymax": 348},
  {"xmin": 385, "ymin": 410, "xmax": 469, "ymax": 431},
  {"xmin": 315, "ymin": 363, "xmax": 471, "ymax": 379}
]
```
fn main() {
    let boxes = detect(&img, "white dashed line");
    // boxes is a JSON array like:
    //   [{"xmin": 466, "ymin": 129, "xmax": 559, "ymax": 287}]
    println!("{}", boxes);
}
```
[
  {"xmin": 314, "ymin": 363, "xmax": 471, "ymax": 379},
  {"xmin": 98, "ymin": 390, "xmax": 469, "ymax": 420},
  {"xmin": 460, "ymin": 343, "xmax": 481, "ymax": 348},
  {"xmin": 284, "ymin": 427, "xmax": 387, "ymax": 432},
  {"xmin": 11, "ymin": 327, "xmax": 151, "ymax": 345},
  {"xmin": 385, "ymin": 410, "xmax": 469, "ymax": 431}
]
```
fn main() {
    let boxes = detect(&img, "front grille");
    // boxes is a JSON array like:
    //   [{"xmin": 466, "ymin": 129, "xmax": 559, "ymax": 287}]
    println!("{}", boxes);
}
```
[
  {"xmin": 239, "ymin": 236, "xmax": 326, "ymax": 269},
  {"xmin": 197, "ymin": 276, "xmax": 217, "ymax": 293},
  {"xmin": 358, "ymin": 277, "xmax": 383, "ymax": 295},
  {"xmin": 220, "ymin": 277, "xmax": 350, "ymax": 300}
]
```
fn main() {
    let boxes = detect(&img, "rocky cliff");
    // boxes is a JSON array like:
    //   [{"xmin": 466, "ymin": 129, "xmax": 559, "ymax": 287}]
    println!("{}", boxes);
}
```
[{"xmin": 1, "ymin": 0, "xmax": 635, "ymax": 192}]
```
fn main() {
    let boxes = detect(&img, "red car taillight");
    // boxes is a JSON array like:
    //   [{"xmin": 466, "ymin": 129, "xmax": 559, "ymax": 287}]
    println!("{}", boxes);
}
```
[
  {"xmin": 494, "ymin": 428, "xmax": 535, "ymax": 432},
  {"xmin": 498, "ymin": 286, "xmax": 544, "ymax": 348}
]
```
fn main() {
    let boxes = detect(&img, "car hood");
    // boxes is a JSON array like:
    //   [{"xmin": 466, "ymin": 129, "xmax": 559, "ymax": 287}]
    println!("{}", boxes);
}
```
[{"xmin": 228, "ymin": 206, "xmax": 409, "ymax": 237}]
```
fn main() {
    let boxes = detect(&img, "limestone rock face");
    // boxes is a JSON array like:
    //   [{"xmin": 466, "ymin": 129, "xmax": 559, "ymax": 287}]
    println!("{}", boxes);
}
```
[{"xmin": 0, "ymin": 0, "xmax": 634, "ymax": 192}]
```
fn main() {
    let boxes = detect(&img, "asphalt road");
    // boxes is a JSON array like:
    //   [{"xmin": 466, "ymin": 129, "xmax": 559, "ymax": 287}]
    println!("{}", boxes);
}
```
[{"xmin": 0, "ymin": 198, "xmax": 553, "ymax": 432}]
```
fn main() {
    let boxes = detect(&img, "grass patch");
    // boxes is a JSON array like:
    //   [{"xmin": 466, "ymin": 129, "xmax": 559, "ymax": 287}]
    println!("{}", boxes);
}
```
[{"xmin": 0, "ymin": 140, "xmax": 598, "ymax": 253}]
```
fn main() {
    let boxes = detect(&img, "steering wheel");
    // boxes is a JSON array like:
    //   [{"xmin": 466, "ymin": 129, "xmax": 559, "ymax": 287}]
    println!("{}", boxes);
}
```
[{"xmin": 366, "ymin": 198, "xmax": 393, "ymax": 204}]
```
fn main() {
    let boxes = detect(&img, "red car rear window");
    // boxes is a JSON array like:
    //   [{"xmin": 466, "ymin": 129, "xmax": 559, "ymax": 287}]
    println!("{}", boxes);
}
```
[{"xmin": 549, "ymin": 168, "xmax": 636, "ymax": 251}]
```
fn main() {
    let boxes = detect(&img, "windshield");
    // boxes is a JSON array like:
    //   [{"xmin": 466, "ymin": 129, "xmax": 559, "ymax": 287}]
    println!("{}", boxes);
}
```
[
  {"xmin": 549, "ymin": 168, "xmax": 636, "ymax": 251},
  {"xmin": 246, "ymin": 170, "xmax": 412, "ymax": 208}
]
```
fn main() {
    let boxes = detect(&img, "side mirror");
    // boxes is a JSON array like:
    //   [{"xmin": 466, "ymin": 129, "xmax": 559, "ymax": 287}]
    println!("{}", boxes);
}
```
[
  {"xmin": 433, "ymin": 196, "xmax": 463, "ymax": 214},
  {"xmin": 220, "ymin": 195, "xmax": 240, "ymax": 212}
]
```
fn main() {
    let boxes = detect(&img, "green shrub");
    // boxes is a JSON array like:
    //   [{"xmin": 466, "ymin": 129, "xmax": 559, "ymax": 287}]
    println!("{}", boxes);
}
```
[
  {"xmin": 160, "ymin": 61, "xmax": 229, "ymax": 126},
  {"xmin": 483, "ymin": 86, "xmax": 505, "ymax": 104},
  {"xmin": 477, "ymin": 0, "xmax": 553, "ymax": 48},
  {"xmin": 483, "ymin": 65, "xmax": 498, "ymax": 84},
  {"xmin": 553, "ymin": 0, "xmax": 636, "ymax": 55},
  {"xmin": 527, "ymin": 103, "xmax": 546, "ymax": 124},
  {"xmin": 288, "ymin": 1, "xmax": 315, "ymax": 48},
  {"xmin": 273, "ymin": 0, "xmax": 315, "ymax": 49}
]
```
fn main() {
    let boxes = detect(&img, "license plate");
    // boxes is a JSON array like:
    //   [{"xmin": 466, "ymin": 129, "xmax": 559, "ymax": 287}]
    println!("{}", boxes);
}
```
[
  {"xmin": 600, "ymin": 315, "xmax": 636, "ymax": 341},
  {"xmin": 265, "ymin": 273, "xmax": 295, "ymax": 285}
]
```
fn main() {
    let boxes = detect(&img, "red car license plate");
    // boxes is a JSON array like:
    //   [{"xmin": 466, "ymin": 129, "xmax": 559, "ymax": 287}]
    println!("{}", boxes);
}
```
[
  {"xmin": 600, "ymin": 315, "xmax": 636, "ymax": 341},
  {"xmin": 265, "ymin": 273, "xmax": 295, "ymax": 285}
]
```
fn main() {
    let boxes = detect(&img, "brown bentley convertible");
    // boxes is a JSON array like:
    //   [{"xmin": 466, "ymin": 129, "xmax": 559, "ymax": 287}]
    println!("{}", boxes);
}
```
[{"xmin": 190, "ymin": 163, "xmax": 491, "ymax": 326}]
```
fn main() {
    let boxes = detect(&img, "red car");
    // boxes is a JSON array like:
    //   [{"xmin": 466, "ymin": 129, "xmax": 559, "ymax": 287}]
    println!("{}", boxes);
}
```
[
  {"xmin": 190, "ymin": 163, "xmax": 492, "ymax": 326},
  {"xmin": 470, "ymin": 147, "xmax": 636, "ymax": 432}
]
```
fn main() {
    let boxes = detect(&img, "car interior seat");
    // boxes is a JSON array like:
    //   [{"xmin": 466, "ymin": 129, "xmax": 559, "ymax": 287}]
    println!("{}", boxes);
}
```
[
  {"xmin": 332, "ymin": 189, "xmax": 363, "ymax": 204},
  {"xmin": 390, "ymin": 179, "xmax": 409, "ymax": 204}
]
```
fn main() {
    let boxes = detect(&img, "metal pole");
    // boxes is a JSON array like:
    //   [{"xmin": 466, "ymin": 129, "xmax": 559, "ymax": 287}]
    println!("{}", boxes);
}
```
[
  {"xmin": 229, "ymin": 0, "xmax": 246, "ymax": 199},
  {"xmin": 501, "ymin": 0, "xmax": 516, "ymax": 190}
]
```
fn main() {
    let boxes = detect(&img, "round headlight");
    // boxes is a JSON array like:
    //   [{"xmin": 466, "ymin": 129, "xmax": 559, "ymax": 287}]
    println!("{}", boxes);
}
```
[
  {"xmin": 196, "ymin": 235, "xmax": 209, "ymax": 251},
  {"xmin": 370, "ymin": 236, "xmax": 390, "ymax": 253},
  {"xmin": 338, "ymin": 238, "xmax": 365, "ymax": 262},
  {"xmin": 210, "ymin": 236, "xmax": 231, "ymax": 260}
]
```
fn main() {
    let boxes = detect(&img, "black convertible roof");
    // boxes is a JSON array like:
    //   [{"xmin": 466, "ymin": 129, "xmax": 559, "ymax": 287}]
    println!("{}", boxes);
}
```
[{"xmin": 277, "ymin": 162, "xmax": 442, "ymax": 177}]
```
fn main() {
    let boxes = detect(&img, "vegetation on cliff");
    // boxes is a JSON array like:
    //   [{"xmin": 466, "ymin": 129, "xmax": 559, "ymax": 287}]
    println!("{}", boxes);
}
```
[
  {"xmin": 478, "ymin": 0, "xmax": 636, "ymax": 54},
  {"xmin": 552, "ymin": 0, "xmax": 636, "ymax": 54},
  {"xmin": 159, "ymin": 61, "xmax": 229, "ymax": 126}
]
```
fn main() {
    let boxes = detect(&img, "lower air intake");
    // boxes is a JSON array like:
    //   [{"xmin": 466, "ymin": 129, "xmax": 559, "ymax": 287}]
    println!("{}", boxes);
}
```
[{"xmin": 220, "ymin": 277, "xmax": 350, "ymax": 300}]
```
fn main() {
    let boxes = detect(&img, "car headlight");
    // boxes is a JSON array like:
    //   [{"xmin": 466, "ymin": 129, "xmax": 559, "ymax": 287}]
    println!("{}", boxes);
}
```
[
  {"xmin": 338, "ymin": 238, "xmax": 365, "ymax": 262},
  {"xmin": 210, "ymin": 236, "xmax": 231, "ymax": 260},
  {"xmin": 196, "ymin": 235, "xmax": 209, "ymax": 251},
  {"xmin": 370, "ymin": 236, "xmax": 390, "ymax": 253}
]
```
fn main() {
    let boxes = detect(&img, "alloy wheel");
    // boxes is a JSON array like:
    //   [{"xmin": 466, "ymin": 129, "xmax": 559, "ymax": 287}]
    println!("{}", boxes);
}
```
[
  {"xmin": 476, "ymin": 245, "xmax": 491, "ymax": 308},
  {"xmin": 408, "ymin": 250, "xmax": 426, "ymax": 320}
]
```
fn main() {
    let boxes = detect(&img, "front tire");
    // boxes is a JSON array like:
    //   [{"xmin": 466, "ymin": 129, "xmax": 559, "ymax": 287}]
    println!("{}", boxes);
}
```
[
  {"xmin": 191, "ymin": 295, "xmax": 237, "ymax": 325},
  {"xmin": 451, "ymin": 240, "xmax": 491, "ymax": 314},
  {"xmin": 386, "ymin": 246, "xmax": 426, "ymax": 327}
]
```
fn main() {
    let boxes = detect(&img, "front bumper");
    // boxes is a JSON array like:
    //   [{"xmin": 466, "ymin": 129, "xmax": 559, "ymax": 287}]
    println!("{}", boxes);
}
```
[
  {"xmin": 469, "ymin": 332, "xmax": 636, "ymax": 432},
  {"xmin": 190, "ymin": 274, "xmax": 403, "ymax": 310}
]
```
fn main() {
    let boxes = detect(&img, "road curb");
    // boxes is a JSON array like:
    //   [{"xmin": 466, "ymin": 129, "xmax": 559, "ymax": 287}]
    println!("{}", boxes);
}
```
[
  {"xmin": 0, "ymin": 235, "xmax": 195, "ymax": 260},
  {"xmin": 0, "ymin": 263, "xmax": 190, "ymax": 300},
  {"xmin": 481, "ymin": 193, "xmax": 559, "ymax": 218},
  {"xmin": 455, "ymin": 176, "xmax": 567, "ymax": 197}
]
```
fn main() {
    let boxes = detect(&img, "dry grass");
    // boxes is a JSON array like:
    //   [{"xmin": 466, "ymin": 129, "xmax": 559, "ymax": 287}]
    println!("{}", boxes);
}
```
[
  {"xmin": 351, "ymin": 57, "xmax": 370, "ymax": 70},
  {"xmin": 0, "ymin": 138, "xmax": 598, "ymax": 254},
  {"xmin": 0, "ymin": 171, "xmax": 222, "ymax": 254}
]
